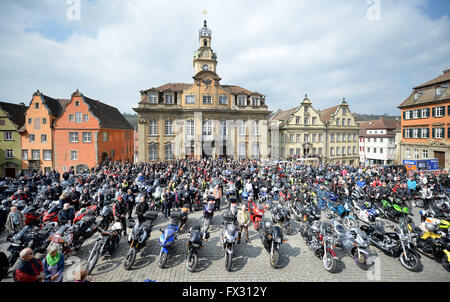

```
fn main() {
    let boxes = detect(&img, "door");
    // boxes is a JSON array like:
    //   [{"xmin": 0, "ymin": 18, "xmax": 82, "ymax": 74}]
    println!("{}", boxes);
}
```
[
  {"xmin": 5, "ymin": 168, "xmax": 15, "ymax": 178},
  {"xmin": 434, "ymin": 151, "xmax": 445, "ymax": 169}
]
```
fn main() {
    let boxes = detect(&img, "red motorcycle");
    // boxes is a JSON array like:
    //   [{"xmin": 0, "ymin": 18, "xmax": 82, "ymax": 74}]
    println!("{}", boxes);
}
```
[
  {"xmin": 247, "ymin": 200, "xmax": 267, "ymax": 231},
  {"xmin": 73, "ymin": 204, "xmax": 98, "ymax": 224},
  {"xmin": 23, "ymin": 204, "xmax": 46, "ymax": 228},
  {"xmin": 42, "ymin": 204, "xmax": 61, "ymax": 224}
]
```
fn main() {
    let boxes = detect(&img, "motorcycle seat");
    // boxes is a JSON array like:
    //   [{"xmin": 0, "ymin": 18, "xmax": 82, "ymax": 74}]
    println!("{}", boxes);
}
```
[{"xmin": 373, "ymin": 225, "xmax": 385, "ymax": 236}]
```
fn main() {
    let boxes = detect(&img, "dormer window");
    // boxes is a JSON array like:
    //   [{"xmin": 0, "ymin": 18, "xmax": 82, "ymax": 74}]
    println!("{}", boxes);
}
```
[
  {"xmin": 436, "ymin": 87, "xmax": 444, "ymax": 96},
  {"xmin": 75, "ymin": 101, "xmax": 80, "ymax": 107},
  {"xmin": 148, "ymin": 94, "xmax": 158, "ymax": 104},
  {"xmin": 164, "ymin": 93, "xmax": 174, "ymax": 104},
  {"xmin": 35, "ymin": 102, "xmax": 39, "ymax": 109},
  {"xmin": 251, "ymin": 97, "xmax": 259, "ymax": 106},
  {"xmin": 414, "ymin": 92, "xmax": 423, "ymax": 100},
  {"xmin": 237, "ymin": 96, "xmax": 247, "ymax": 106}
]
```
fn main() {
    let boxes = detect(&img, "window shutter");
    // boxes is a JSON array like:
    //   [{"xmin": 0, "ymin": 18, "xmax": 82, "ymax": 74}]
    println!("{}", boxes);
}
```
[
  {"xmin": 427, "ymin": 108, "xmax": 430, "ymax": 118},
  {"xmin": 432, "ymin": 107, "xmax": 436, "ymax": 117},
  {"xmin": 403, "ymin": 111, "xmax": 406, "ymax": 120},
  {"xmin": 432, "ymin": 128, "xmax": 435, "ymax": 138},
  {"xmin": 443, "ymin": 106, "xmax": 446, "ymax": 116},
  {"xmin": 417, "ymin": 109, "xmax": 422, "ymax": 118},
  {"xmin": 426, "ymin": 128, "xmax": 430, "ymax": 138},
  {"xmin": 417, "ymin": 128, "xmax": 422, "ymax": 138},
  {"xmin": 403, "ymin": 129, "xmax": 406, "ymax": 138},
  {"xmin": 442, "ymin": 128, "xmax": 446, "ymax": 139},
  {"xmin": 448, "ymin": 127, "xmax": 450, "ymax": 139}
]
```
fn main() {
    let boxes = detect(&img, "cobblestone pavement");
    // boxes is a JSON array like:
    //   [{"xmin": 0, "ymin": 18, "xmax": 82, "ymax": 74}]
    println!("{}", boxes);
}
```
[{"xmin": 1, "ymin": 198, "xmax": 449, "ymax": 282}]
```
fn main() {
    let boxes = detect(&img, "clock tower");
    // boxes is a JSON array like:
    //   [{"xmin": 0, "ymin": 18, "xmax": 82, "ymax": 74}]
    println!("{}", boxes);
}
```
[{"xmin": 193, "ymin": 20, "xmax": 218, "ymax": 75}]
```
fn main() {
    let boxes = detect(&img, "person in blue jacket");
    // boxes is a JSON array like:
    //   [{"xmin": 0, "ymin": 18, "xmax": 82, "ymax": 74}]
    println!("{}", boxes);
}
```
[{"xmin": 407, "ymin": 176, "xmax": 417, "ymax": 194}]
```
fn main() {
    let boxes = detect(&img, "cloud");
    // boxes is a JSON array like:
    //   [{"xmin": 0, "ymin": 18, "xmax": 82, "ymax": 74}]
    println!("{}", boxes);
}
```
[{"xmin": 0, "ymin": 0, "xmax": 449, "ymax": 116}]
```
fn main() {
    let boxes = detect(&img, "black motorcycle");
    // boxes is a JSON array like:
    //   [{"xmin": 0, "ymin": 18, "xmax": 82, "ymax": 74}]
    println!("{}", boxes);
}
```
[
  {"xmin": 6, "ymin": 225, "xmax": 33, "ymax": 268},
  {"xmin": 260, "ymin": 219, "xmax": 284, "ymax": 268},
  {"xmin": 86, "ymin": 222, "xmax": 122, "ymax": 274},
  {"xmin": 70, "ymin": 215, "xmax": 98, "ymax": 251},
  {"xmin": 123, "ymin": 211, "xmax": 158, "ymax": 270},
  {"xmin": 272, "ymin": 204, "xmax": 294, "ymax": 235},
  {"xmin": 185, "ymin": 225, "xmax": 208, "ymax": 272},
  {"xmin": 360, "ymin": 221, "xmax": 421, "ymax": 272}
]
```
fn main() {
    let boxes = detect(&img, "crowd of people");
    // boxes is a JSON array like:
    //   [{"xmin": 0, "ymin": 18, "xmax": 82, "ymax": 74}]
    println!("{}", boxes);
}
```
[{"xmin": 1, "ymin": 157, "xmax": 449, "ymax": 282}]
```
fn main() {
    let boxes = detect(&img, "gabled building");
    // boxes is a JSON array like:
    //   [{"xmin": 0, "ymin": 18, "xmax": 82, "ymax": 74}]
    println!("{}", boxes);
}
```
[
  {"xmin": 20, "ymin": 91, "xmax": 69, "ymax": 175},
  {"xmin": 0, "ymin": 101, "xmax": 28, "ymax": 177},
  {"xmin": 133, "ymin": 20, "xmax": 271, "ymax": 161},
  {"xmin": 53, "ymin": 90, "xmax": 134, "ymax": 173},
  {"xmin": 270, "ymin": 96, "xmax": 359, "ymax": 165},
  {"xmin": 398, "ymin": 69, "xmax": 450, "ymax": 169},
  {"xmin": 358, "ymin": 117, "xmax": 401, "ymax": 165}
]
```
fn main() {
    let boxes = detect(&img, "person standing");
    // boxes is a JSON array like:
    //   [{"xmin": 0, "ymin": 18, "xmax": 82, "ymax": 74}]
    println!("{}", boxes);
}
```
[
  {"xmin": 5, "ymin": 206, "xmax": 26, "ymax": 234},
  {"xmin": 123, "ymin": 189, "xmax": 136, "ymax": 219},
  {"xmin": 213, "ymin": 184, "xmax": 222, "ymax": 211},
  {"xmin": 113, "ymin": 195, "xmax": 128, "ymax": 236},
  {"xmin": 42, "ymin": 244, "xmax": 64, "ymax": 282},
  {"xmin": 162, "ymin": 189, "xmax": 174, "ymax": 218},
  {"xmin": 13, "ymin": 248, "xmax": 44, "ymax": 282},
  {"xmin": 237, "ymin": 203, "xmax": 250, "ymax": 244}
]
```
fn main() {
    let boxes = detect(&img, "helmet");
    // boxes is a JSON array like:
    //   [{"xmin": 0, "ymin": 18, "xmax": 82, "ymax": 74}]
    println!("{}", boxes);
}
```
[
  {"xmin": 425, "ymin": 221, "xmax": 437, "ymax": 232},
  {"xmin": 264, "ymin": 220, "xmax": 273, "ymax": 230}
]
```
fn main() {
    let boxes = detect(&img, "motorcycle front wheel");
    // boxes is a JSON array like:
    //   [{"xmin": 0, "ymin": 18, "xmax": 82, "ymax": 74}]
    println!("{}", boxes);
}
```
[
  {"xmin": 186, "ymin": 252, "xmax": 198, "ymax": 272},
  {"xmin": 325, "ymin": 208, "xmax": 333, "ymax": 220},
  {"xmin": 442, "ymin": 255, "xmax": 450, "ymax": 272},
  {"xmin": 86, "ymin": 250, "xmax": 100, "ymax": 274},
  {"xmin": 343, "ymin": 216, "xmax": 358, "ymax": 229},
  {"xmin": 124, "ymin": 248, "xmax": 137, "ymax": 270},
  {"xmin": 158, "ymin": 250, "xmax": 168, "ymax": 269},
  {"xmin": 353, "ymin": 249, "xmax": 369, "ymax": 270},
  {"xmin": 270, "ymin": 249, "xmax": 279, "ymax": 269},
  {"xmin": 399, "ymin": 251, "xmax": 421, "ymax": 272},
  {"xmin": 323, "ymin": 252, "xmax": 338, "ymax": 273},
  {"xmin": 225, "ymin": 252, "xmax": 232, "ymax": 272},
  {"xmin": 415, "ymin": 199, "xmax": 424, "ymax": 208}
]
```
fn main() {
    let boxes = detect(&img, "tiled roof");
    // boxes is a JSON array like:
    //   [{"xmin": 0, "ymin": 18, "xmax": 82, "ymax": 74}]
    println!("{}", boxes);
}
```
[
  {"xmin": 366, "ymin": 118, "xmax": 401, "ymax": 130},
  {"xmin": 269, "ymin": 108, "xmax": 296, "ymax": 121},
  {"xmin": 398, "ymin": 85, "xmax": 450, "ymax": 109},
  {"xmin": 0, "ymin": 101, "xmax": 28, "ymax": 128},
  {"xmin": 40, "ymin": 94, "xmax": 66, "ymax": 117},
  {"xmin": 413, "ymin": 69, "xmax": 450, "ymax": 90},
  {"xmin": 83, "ymin": 96, "xmax": 134, "ymax": 130},
  {"xmin": 319, "ymin": 106, "xmax": 339, "ymax": 123},
  {"xmin": 142, "ymin": 83, "xmax": 261, "ymax": 96}
]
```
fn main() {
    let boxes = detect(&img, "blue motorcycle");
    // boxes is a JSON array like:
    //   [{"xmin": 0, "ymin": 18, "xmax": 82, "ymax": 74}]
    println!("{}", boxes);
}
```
[
  {"xmin": 325, "ymin": 193, "xmax": 358, "ymax": 229},
  {"xmin": 157, "ymin": 213, "xmax": 181, "ymax": 268}
]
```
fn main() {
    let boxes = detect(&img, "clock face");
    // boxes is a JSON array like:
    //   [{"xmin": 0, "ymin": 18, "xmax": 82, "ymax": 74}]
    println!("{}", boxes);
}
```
[{"xmin": 202, "ymin": 64, "xmax": 209, "ymax": 71}]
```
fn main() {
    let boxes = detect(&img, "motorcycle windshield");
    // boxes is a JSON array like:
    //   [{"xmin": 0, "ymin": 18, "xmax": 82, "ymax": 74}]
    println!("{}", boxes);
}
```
[
  {"xmin": 164, "ymin": 227, "xmax": 177, "ymax": 240},
  {"xmin": 13, "ymin": 225, "xmax": 30, "ymax": 241},
  {"xmin": 190, "ymin": 230, "xmax": 202, "ymax": 243},
  {"xmin": 272, "ymin": 226, "xmax": 282, "ymax": 239}
]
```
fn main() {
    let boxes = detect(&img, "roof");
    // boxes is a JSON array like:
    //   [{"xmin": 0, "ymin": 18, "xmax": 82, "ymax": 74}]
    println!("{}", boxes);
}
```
[
  {"xmin": 39, "ymin": 94, "xmax": 68, "ymax": 117},
  {"xmin": 221, "ymin": 85, "xmax": 260, "ymax": 96},
  {"xmin": 398, "ymin": 85, "xmax": 450, "ymax": 109},
  {"xmin": 366, "ymin": 117, "xmax": 401, "ymax": 130},
  {"xmin": 83, "ymin": 96, "xmax": 134, "ymax": 130},
  {"xmin": 413, "ymin": 69, "xmax": 450, "ymax": 90},
  {"xmin": 269, "ymin": 108, "xmax": 296, "ymax": 121},
  {"xmin": 0, "ymin": 101, "xmax": 28, "ymax": 128},
  {"xmin": 319, "ymin": 105, "xmax": 339, "ymax": 123},
  {"xmin": 142, "ymin": 83, "xmax": 261, "ymax": 96}
]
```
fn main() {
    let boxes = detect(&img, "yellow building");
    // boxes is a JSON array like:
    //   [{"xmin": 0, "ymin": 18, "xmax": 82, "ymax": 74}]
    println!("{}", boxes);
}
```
[
  {"xmin": 133, "ymin": 20, "xmax": 272, "ymax": 162},
  {"xmin": 270, "ymin": 96, "xmax": 360, "ymax": 165}
]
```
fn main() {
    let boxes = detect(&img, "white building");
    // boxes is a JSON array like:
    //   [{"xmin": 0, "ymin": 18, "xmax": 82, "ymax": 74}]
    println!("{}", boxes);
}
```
[{"xmin": 359, "ymin": 118, "xmax": 401, "ymax": 165}]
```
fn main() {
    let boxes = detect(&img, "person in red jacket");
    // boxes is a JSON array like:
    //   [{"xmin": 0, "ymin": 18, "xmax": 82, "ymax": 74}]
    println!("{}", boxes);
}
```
[{"xmin": 13, "ymin": 248, "xmax": 44, "ymax": 282}]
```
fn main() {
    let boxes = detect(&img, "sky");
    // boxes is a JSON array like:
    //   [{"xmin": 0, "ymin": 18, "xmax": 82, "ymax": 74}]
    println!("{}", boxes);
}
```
[{"xmin": 0, "ymin": 0, "xmax": 449, "ymax": 116}]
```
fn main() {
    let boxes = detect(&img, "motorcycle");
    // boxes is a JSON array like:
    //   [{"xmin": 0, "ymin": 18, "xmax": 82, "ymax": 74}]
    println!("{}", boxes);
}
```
[
  {"xmin": 86, "ymin": 222, "xmax": 122, "ymax": 274},
  {"xmin": 220, "ymin": 213, "xmax": 239, "ymax": 271},
  {"xmin": 331, "ymin": 219, "xmax": 371, "ymax": 270},
  {"xmin": 359, "ymin": 220, "xmax": 421, "ymax": 271},
  {"xmin": 261, "ymin": 219, "xmax": 285, "ymax": 268},
  {"xmin": 6, "ymin": 225, "xmax": 33, "ymax": 268},
  {"xmin": 377, "ymin": 198, "xmax": 412, "ymax": 223},
  {"xmin": 0, "ymin": 199, "xmax": 11, "ymax": 234},
  {"xmin": 201, "ymin": 198, "xmax": 215, "ymax": 234},
  {"xmin": 288, "ymin": 199, "xmax": 304, "ymax": 222},
  {"xmin": 157, "ymin": 211, "xmax": 181, "ymax": 269},
  {"xmin": 272, "ymin": 204, "xmax": 294, "ymax": 235},
  {"xmin": 324, "ymin": 194, "xmax": 358, "ymax": 229},
  {"xmin": 351, "ymin": 200, "xmax": 379, "ymax": 224},
  {"xmin": 22, "ymin": 203, "xmax": 45, "ymax": 228},
  {"xmin": 186, "ymin": 225, "xmax": 208, "ymax": 272},
  {"xmin": 124, "ymin": 211, "xmax": 158, "ymax": 270},
  {"xmin": 258, "ymin": 187, "xmax": 272, "ymax": 210},
  {"xmin": 73, "ymin": 204, "xmax": 98, "ymax": 224},
  {"xmin": 299, "ymin": 220, "xmax": 339, "ymax": 273},
  {"xmin": 42, "ymin": 202, "xmax": 61, "ymax": 224},
  {"xmin": 248, "ymin": 199, "xmax": 266, "ymax": 231}
]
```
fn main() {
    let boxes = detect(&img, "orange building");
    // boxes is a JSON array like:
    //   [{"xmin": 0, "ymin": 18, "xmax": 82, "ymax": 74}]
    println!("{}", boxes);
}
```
[
  {"xmin": 53, "ymin": 90, "xmax": 134, "ymax": 173},
  {"xmin": 398, "ymin": 69, "xmax": 450, "ymax": 169},
  {"xmin": 20, "ymin": 91, "xmax": 69, "ymax": 175}
]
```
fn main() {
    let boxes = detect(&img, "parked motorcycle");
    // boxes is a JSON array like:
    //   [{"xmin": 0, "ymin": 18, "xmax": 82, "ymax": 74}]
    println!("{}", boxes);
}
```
[
  {"xmin": 360, "ymin": 220, "xmax": 421, "ymax": 271},
  {"xmin": 272, "ymin": 204, "xmax": 294, "ymax": 235},
  {"xmin": 377, "ymin": 198, "xmax": 412, "ymax": 223},
  {"xmin": 22, "ymin": 203, "xmax": 45, "ymax": 228},
  {"xmin": 201, "ymin": 198, "xmax": 215, "ymax": 234},
  {"xmin": 331, "ymin": 219, "xmax": 371, "ymax": 270},
  {"xmin": 86, "ymin": 222, "xmax": 122, "ymax": 274},
  {"xmin": 124, "ymin": 211, "xmax": 158, "ymax": 270},
  {"xmin": 6, "ymin": 225, "xmax": 33, "ymax": 268},
  {"xmin": 220, "ymin": 213, "xmax": 239, "ymax": 271},
  {"xmin": 186, "ymin": 225, "xmax": 208, "ymax": 272},
  {"xmin": 157, "ymin": 211, "xmax": 181, "ymax": 269},
  {"xmin": 325, "ymin": 195, "xmax": 357, "ymax": 229},
  {"xmin": 351, "ymin": 200, "xmax": 379, "ymax": 224},
  {"xmin": 260, "ymin": 219, "xmax": 285, "ymax": 268},
  {"xmin": 299, "ymin": 220, "xmax": 339, "ymax": 273},
  {"xmin": 248, "ymin": 199, "xmax": 266, "ymax": 231}
]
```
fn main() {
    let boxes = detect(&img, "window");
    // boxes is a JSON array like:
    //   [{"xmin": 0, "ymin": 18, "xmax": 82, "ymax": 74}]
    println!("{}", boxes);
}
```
[
  {"xmin": 312, "ymin": 133, "xmax": 317, "ymax": 143},
  {"xmin": 342, "ymin": 119, "xmax": 346, "ymax": 126},
  {"xmin": 336, "ymin": 134, "xmax": 341, "ymax": 142},
  {"xmin": 22, "ymin": 150, "xmax": 28, "ymax": 160},
  {"xmin": 373, "ymin": 148, "xmax": 377, "ymax": 153},
  {"xmin": 342, "ymin": 147, "xmax": 346, "ymax": 156},
  {"xmin": 75, "ymin": 101, "xmax": 80, "ymax": 106},
  {"xmin": 330, "ymin": 134, "xmax": 335, "ymax": 142},
  {"xmin": 434, "ymin": 128, "xmax": 444, "ymax": 139},
  {"xmin": 422, "ymin": 108, "xmax": 430, "ymax": 118},
  {"xmin": 103, "ymin": 132, "xmax": 109, "ymax": 142},
  {"xmin": 296, "ymin": 148, "xmax": 301, "ymax": 155},
  {"xmin": 296, "ymin": 134, "xmax": 300, "ymax": 143},
  {"xmin": 304, "ymin": 134, "xmax": 310, "ymax": 142},
  {"xmin": 251, "ymin": 97, "xmax": 259, "ymax": 106},
  {"xmin": 149, "ymin": 120, "xmax": 158, "ymax": 136},
  {"xmin": 31, "ymin": 150, "xmax": 40, "ymax": 160},
  {"xmin": 252, "ymin": 121, "xmax": 259, "ymax": 136},
  {"xmin": 237, "ymin": 96, "xmax": 246, "ymax": 106},
  {"xmin": 336, "ymin": 118, "xmax": 340, "ymax": 126},
  {"xmin": 348, "ymin": 134, "xmax": 352, "ymax": 142},
  {"xmin": 405, "ymin": 111, "xmax": 411, "ymax": 120},
  {"xmin": 413, "ymin": 110, "xmax": 418, "ymax": 119},
  {"xmin": 202, "ymin": 120, "xmax": 212, "ymax": 136},
  {"xmin": 5, "ymin": 149, "xmax": 13, "ymax": 159},
  {"xmin": 42, "ymin": 118, "xmax": 47, "ymax": 125},
  {"xmin": 238, "ymin": 122, "xmax": 246, "ymax": 136},
  {"xmin": 312, "ymin": 117, "xmax": 317, "ymax": 125},
  {"xmin": 413, "ymin": 129, "xmax": 419, "ymax": 138},
  {"xmin": 70, "ymin": 150, "xmax": 78, "ymax": 161},
  {"xmin": 219, "ymin": 95, "xmax": 228, "ymax": 105},
  {"xmin": 4, "ymin": 131, "xmax": 13, "ymax": 141},
  {"xmin": 336, "ymin": 147, "xmax": 340, "ymax": 155},
  {"xmin": 28, "ymin": 118, "xmax": 32, "ymax": 125},
  {"xmin": 35, "ymin": 102, "xmax": 39, "ymax": 109},
  {"xmin": 41, "ymin": 134, "xmax": 47, "ymax": 143},
  {"xmin": 296, "ymin": 117, "xmax": 301, "ymax": 124},
  {"xmin": 348, "ymin": 119, "xmax": 351, "ymax": 126},
  {"xmin": 82, "ymin": 132, "xmax": 92, "ymax": 143},
  {"xmin": 43, "ymin": 150, "xmax": 52, "ymax": 161},
  {"xmin": 186, "ymin": 120, "xmax": 195, "ymax": 137},
  {"xmin": 149, "ymin": 144, "xmax": 158, "ymax": 161},
  {"xmin": 75, "ymin": 112, "xmax": 82, "ymax": 123},
  {"xmin": 251, "ymin": 143, "xmax": 260, "ymax": 158},
  {"xmin": 165, "ymin": 120, "xmax": 173, "ymax": 135},
  {"xmin": 330, "ymin": 147, "xmax": 334, "ymax": 156},
  {"xmin": 435, "ymin": 106, "xmax": 445, "ymax": 117},
  {"xmin": 220, "ymin": 121, "xmax": 227, "ymax": 137},
  {"xmin": 164, "ymin": 144, "xmax": 173, "ymax": 160},
  {"xmin": 436, "ymin": 87, "xmax": 443, "ymax": 96},
  {"xmin": 69, "ymin": 114, "xmax": 74, "ymax": 122},
  {"xmin": 290, "ymin": 148, "xmax": 294, "ymax": 155},
  {"xmin": 413, "ymin": 149, "xmax": 419, "ymax": 159},
  {"xmin": 83, "ymin": 114, "xmax": 89, "ymax": 122},
  {"xmin": 367, "ymin": 147, "xmax": 371, "ymax": 153},
  {"xmin": 342, "ymin": 134, "xmax": 347, "ymax": 142},
  {"xmin": 319, "ymin": 134, "xmax": 323, "ymax": 142},
  {"xmin": 318, "ymin": 148, "xmax": 322, "ymax": 155},
  {"xmin": 185, "ymin": 95, "xmax": 195, "ymax": 104},
  {"xmin": 342, "ymin": 108, "xmax": 347, "ymax": 115},
  {"xmin": 148, "ymin": 94, "xmax": 158, "ymax": 104},
  {"xmin": 290, "ymin": 134, "xmax": 294, "ymax": 143},
  {"xmin": 405, "ymin": 148, "xmax": 411, "ymax": 159},
  {"xmin": 110, "ymin": 150, "xmax": 115, "ymax": 157},
  {"xmin": 164, "ymin": 94, "xmax": 174, "ymax": 104},
  {"xmin": 69, "ymin": 132, "xmax": 79, "ymax": 143},
  {"xmin": 202, "ymin": 95, "xmax": 212, "ymax": 104},
  {"xmin": 380, "ymin": 148, "xmax": 383, "ymax": 154},
  {"xmin": 33, "ymin": 118, "xmax": 40, "ymax": 130},
  {"xmin": 422, "ymin": 150, "xmax": 428, "ymax": 158},
  {"xmin": 304, "ymin": 117, "xmax": 309, "ymax": 125},
  {"xmin": 353, "ymin": 146, "xmax": 356, "ymax": 155},
  {"xmin": 29, "ymin": 134, "xmax": 35, "ymax": 143}
]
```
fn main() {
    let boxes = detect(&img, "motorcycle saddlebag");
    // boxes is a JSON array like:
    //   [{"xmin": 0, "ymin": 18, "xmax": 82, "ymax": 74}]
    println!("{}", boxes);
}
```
[{"xmin": 144, "ymin": 211, "xmax": 158, "ymax": 221}]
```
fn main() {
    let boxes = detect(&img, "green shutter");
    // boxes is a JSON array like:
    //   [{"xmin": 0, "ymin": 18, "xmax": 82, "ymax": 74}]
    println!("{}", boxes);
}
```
[
  {"xmin": 432, "ymin": 128, "xmax": 435, "ymax": 138},
  {"xmin": 432, "ymin": 107, "xmax": 436, "ymax": 117},
  {"xmin": 403, "ymin": 111, "xmax": 406, "ymax": 120},
  {"xmin": 403, "ymin": 129, "xmax": 406, "ymax": 138},
  {"xmin": 443, "ymin": 106, "xmax": 446, "ymax": 116},
  {"xmin": 417, "ymin": 128, "xmax": 422, "ymax": 138},
  {"xmin": 417, "ymin": 109, "xmax": 422, "ymax": 118}
]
